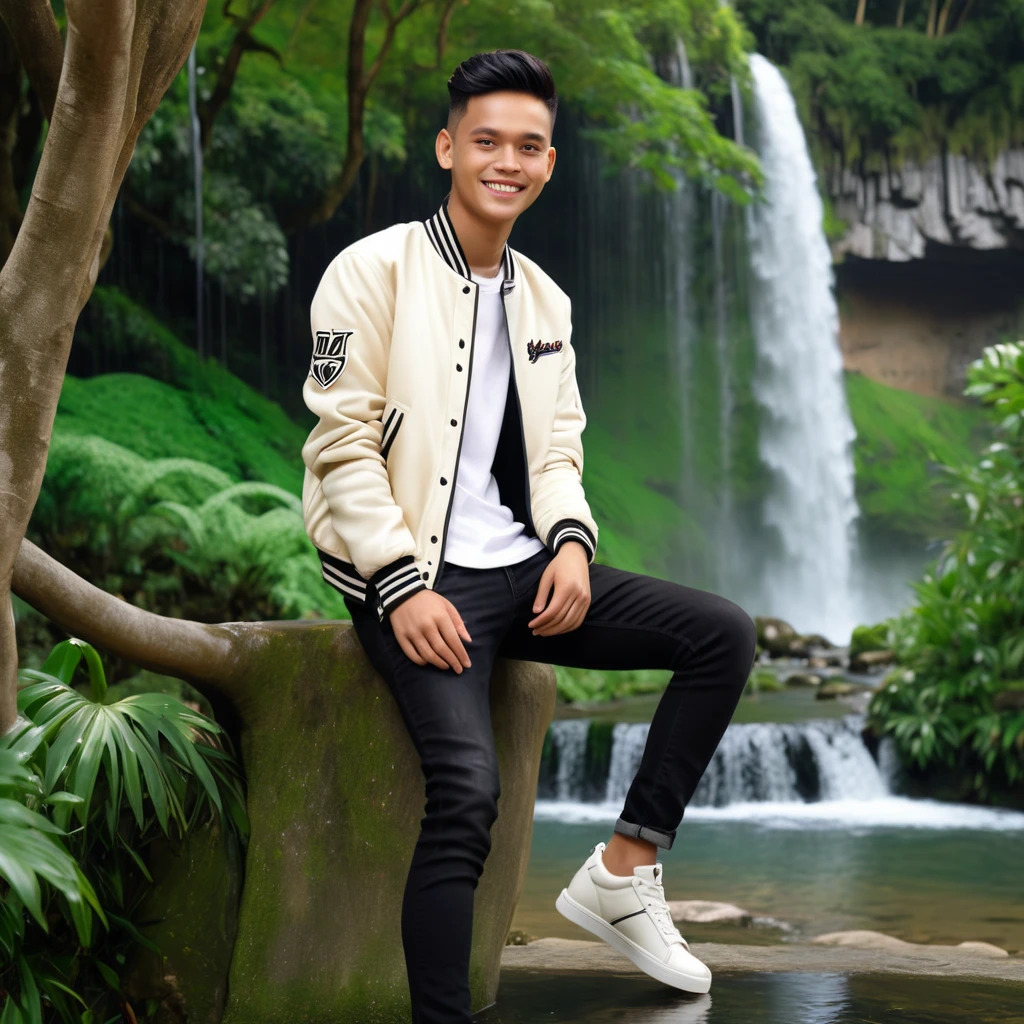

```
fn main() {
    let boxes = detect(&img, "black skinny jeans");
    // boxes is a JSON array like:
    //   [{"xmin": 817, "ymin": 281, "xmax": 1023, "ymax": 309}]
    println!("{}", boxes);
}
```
[{"xmin": 344, "ymin": 545, "xmax": 758, "ymax": 1024}]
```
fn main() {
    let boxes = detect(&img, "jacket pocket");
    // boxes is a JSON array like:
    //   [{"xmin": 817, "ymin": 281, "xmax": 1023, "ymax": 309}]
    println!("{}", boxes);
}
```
[{"xmin": 380, "ymin": 396, "xmax": 409, "ymax": 462}]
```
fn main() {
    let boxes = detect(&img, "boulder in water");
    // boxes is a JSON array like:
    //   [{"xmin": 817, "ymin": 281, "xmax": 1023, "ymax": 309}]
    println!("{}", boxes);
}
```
[{"xmin": 668, "ymin": 900, "xmax": 752, "ymax": 925}]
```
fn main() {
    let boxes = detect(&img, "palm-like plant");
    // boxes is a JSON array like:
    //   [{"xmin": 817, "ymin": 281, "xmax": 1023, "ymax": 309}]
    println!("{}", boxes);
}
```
[{"xmin": 1, "ymin": 638, "xmax": 248, "ymax": 1023}]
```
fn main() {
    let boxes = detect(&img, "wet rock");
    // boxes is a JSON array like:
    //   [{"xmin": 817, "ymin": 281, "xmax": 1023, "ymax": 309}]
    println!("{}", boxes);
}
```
[
  {"xmin": 502, "ymin": 937, "xmax": 1024, "ymax": 982},
  {"xmin": 850, "ymin": 649, "xmax": 896, "ymax": 672},
  {"xmin": 754, "ymin": 617, "xmax": 799, "ymax": 658},
  {"xmin": 668, "ymin": 900, "xmax": 752, "ymax": 925},
  {"xmin": 811, "ymin": 929, "xmax": 916, "ymax": 950},
  {"xmin": 957, "ymin": 941, "xmax": 1010, "ymax": 957},
  {"xmin": 786, "ymin": 672, "xmax": 823, "ymax": 687},
  {"xmin": 816, "ymin": 681, "xmax": 859, "ymax": 699}
]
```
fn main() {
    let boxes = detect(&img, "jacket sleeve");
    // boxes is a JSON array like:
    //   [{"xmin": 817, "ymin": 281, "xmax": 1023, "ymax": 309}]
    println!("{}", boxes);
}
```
[
  {"xmin": 301, "ymin": 251, "xmax": 426, "ymax": 615},
  {"xmin": 531, "ymin": 295, "xmax": 600, "ymax": 563}
]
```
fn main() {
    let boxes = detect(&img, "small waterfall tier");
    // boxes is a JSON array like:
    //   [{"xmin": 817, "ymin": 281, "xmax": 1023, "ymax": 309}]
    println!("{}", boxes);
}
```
[{"xmin": 538, "ymin": 714, "xmax": 895, "ymax": 807}]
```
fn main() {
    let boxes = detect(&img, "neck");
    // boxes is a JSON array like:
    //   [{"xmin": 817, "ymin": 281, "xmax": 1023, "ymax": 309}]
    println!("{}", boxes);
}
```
[{"xmin": 446, "ymin": 189, "xmax": 512, "ymax": 278}]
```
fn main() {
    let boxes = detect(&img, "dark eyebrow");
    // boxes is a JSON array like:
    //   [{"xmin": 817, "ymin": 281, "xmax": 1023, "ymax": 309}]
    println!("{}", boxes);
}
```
[{"xmin": 470, "ymin": 126, "xmax": 547, "ymax": 144}]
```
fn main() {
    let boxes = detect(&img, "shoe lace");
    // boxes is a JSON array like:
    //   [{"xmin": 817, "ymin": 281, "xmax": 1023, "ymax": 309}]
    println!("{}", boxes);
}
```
[{"xmin": 635, "ymin": 874, "xmax": 689, "ymax": 949}]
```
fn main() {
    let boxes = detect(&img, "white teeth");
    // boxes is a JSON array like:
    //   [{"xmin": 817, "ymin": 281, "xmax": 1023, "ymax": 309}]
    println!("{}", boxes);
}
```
[{"xmin": 485, "ymin": 182, "xmax": 523, "ymax": 193}]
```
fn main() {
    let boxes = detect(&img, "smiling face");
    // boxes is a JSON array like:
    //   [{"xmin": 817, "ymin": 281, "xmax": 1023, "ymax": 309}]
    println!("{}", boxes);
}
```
[{"xmin": 436, "ymin": 90, "xmax": 556, "ymax": 227}]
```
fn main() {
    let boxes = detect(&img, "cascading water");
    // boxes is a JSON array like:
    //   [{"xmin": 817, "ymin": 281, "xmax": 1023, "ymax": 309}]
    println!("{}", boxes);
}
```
[
  {"xmin": 746, "ymin": 54, "xmax": 861, "ymax": 643},
  {"xmin": 537, "ymin": 717, "xmax": 1024, "ymax": 830},
  {"xmin": 187, "ymin": 43, "xmax": 205, "ymax": 361}
]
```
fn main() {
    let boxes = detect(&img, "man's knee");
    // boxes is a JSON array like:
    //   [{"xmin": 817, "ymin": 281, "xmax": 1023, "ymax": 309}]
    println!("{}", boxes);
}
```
[
  {"xmin": 714, "ymin": 599, "xmax": 759, "ymax": 677},
  {"xmin": 424, "ymin": 760, "xmax": 501, "ymax": 831}
]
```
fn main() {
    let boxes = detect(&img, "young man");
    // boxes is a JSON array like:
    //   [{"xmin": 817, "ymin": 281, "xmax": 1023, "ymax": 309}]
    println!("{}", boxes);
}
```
[{"xmin": 301, "ymin": 49, "xmax": 757, "ymax": 1024}]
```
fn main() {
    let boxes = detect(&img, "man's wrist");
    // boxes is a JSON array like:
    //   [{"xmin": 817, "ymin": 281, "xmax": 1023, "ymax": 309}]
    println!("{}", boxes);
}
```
[{"xmin": 547, "ymin": 518, "xmax": 597, "ymax": 562}]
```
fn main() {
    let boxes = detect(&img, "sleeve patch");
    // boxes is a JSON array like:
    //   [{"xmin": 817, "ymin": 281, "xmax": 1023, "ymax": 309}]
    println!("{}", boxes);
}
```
[{"xmin": 309, "ymin": 330, "xmax": 353, "ymax": 388}]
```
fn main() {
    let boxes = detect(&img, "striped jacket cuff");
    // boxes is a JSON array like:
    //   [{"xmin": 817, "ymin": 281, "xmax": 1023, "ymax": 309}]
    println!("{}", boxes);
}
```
[
  {"xmin": 369, "ymin": 555, "xmax": 427, "ymax": 618},
  {"xmin": 546, "ymin": 518, "xmax": 597, "ymax": 563}
]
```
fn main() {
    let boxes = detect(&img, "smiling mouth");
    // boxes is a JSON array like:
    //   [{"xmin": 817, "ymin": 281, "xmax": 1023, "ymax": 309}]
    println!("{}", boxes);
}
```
[{"xmin": 482, "ymin": 181, "xmax": 525, "ymax": 195}]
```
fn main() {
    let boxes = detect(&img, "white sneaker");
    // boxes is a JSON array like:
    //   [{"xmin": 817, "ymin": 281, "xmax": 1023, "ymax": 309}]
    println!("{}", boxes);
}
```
[{"xmin": 555, "ymin": 841, "xmax": 712, "ymax": 994}]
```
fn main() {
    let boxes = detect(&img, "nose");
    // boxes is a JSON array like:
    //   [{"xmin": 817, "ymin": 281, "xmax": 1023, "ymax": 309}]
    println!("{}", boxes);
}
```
[{"xmin": 493, "ymin": 143, "xmax": 521, "ymax": 171}]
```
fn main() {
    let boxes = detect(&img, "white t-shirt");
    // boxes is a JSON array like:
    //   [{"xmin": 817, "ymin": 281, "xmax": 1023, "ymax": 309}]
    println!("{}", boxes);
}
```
[{"xmin": 443, "ymin": 268, "xmax": 546, "ymax": 568}]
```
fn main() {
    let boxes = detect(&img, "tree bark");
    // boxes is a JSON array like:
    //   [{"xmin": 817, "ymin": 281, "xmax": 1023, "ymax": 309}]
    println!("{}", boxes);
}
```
[
  {"xmin": 0, "ymin": 0, "xmax": 207, "ymax": 734},
  {"xmin": 855, "ymin": 0, "xmax": 867, "ymax": 26},
  {"xmin": 896, "ymin": 0, "xmax": 906, "ymax": 27},
  {"xmin": 12, "ymin": 539, "xmax": 238, "ymax": 692},
  {"xmin": 926, "ymin": 0, "xmax": 938, "ymax": 37},
  {"xmin": 936, "ymin": 0, "xmax": 955, "ymax": 36}
]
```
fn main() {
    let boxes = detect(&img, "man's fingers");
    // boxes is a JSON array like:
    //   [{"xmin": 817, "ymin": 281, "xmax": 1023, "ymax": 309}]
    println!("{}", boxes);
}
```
[
  {"xmin": 444, "ymin": 600, "xmax": 473, "ymax": 643},
  {"xmin": 412, "ymin": 631, "xmax": 449, "ymax": 670},
  {"xmin": 397, "ymin": 632, "xmax": 427, "ymax": 666},
  {"xmin": 536, "ymin": 595, "xmax": 580, "ymax": 636},
  {"xmin": 530, "ymin": 588, "xmax": 571, "ymax": 630},
  {"xmin": 424, "ymin": 623, "xmax": 463, "ymax": 673},
  {"xmin": 436, "ymin": 615, "xmax": 471, "ymax": 668},
  {"xmin": 532, "ymin": 566, "xmax": 554, "ymax": 614}
]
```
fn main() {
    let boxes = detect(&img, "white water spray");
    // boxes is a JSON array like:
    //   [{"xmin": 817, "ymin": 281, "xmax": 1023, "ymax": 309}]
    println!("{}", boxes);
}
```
[{"xmin": 746, "ymin": 54, "xmax": 861, "ymax": 643}]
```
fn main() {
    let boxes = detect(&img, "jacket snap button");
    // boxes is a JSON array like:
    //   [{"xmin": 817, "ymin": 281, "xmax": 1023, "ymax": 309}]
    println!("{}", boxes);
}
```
[
  {"xmin": 456, "ymin": 363, "xmax": 463, "ymax": 371},
  {"xmin": 440, "ymin": 477, "xmax": 447, "ymax": 485},
  {"xmin": 450, "ymin": 418, "xmax": 457, "ymax": 426},
  {"xmin": 459, "ymin": 339, "xmax": 465, "ymax": 348},
  {"xmin": 422, "ymin": 571, "xmax": 430, "ymax": 580},
  {"xmin": 462, "ymin": 285, "xmax": 470, "ymax": 294},
  {"xmin": 431, "ymin": 535, "xmax": 438, "ymax": 543}
]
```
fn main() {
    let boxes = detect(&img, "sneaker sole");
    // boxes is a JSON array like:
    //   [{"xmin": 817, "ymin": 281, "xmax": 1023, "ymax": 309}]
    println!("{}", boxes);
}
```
[{"xmin": 555, "ymin": 888, "xmax": 712, "ymax": 994}]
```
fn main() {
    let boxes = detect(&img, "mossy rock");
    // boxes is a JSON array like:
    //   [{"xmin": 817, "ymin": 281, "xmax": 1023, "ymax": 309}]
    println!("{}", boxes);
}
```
[
  {"xmin": 211, "ymin": 620, "xmax": 556, "ymax": 1024},
  {"xmin": 849, "ymin": 622, "xmax": 892, "ymax": 660}
]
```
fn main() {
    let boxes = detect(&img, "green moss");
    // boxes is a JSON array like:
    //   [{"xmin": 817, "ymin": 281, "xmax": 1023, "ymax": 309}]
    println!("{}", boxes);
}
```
[{"xmin": 844, "ymin": 370, "xmax": 993, "ymax": 537}]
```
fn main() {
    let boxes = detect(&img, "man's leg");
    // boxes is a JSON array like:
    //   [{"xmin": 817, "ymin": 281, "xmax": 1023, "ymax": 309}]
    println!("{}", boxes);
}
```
[
  {"xmin": 497, "ymin": 552, "xmax": 758, "ymax": 860},
  {"xmin": 345, "ymin": 561, "xmax": 516, "ymax": 1024}
]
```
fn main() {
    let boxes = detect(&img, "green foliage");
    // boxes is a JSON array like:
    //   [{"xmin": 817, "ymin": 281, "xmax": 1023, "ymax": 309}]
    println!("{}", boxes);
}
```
[
  {"xmin": 1, "ymin": 639, "xmax": 247, "ymax": 1023},
  {"xmin": 850, "ymin": 621, "xmax": 890, "ymax": 659},
  {"xmin": 28, "ymin": 433, "xmax": 348, "ymax": 631},
  {"xmin": 844, "ymin": 369, "xmax": 992, "ymax": 537},
  {"xmin": 71, "ymin": 286, "xmax": 312, "ymax": 493},
  {"xmin": 867, "ymin": 342, "xmax": 1024, "ymax": 800},
  {"xmin": 736, "ymin": 0, "xmax": 1024, "ymax": 166},
  {"xmin": 554, "ymin": 665, "xmax": 671, "ymax": 704}
]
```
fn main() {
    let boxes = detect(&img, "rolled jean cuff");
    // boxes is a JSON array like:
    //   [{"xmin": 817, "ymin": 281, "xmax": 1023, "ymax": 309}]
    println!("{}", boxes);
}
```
[{"xmin": 614, "ymin": 816, "xmax": 675, "ymax": 850}]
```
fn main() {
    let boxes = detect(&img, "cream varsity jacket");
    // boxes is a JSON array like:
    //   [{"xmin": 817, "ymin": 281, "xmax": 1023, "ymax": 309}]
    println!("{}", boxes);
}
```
[{"xmin": 301, "ymin": 194, "xmax": 599, "ymax": 621}]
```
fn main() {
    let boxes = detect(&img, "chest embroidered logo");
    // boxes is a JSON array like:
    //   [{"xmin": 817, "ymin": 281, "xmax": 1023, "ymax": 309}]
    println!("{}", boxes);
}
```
[
  {"xmin": 309, "ymin": 330, "xmax": 352, "ymax": 388},
  {"xmin": 527, "ymin": 338, "xmax": 563, "ymax": 363}
]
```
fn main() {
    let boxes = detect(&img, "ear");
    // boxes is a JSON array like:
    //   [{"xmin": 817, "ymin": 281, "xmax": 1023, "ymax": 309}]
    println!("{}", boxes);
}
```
[
  {"xmin": 436, "ymin": 128, "xmax": 453, "ymax": 170},
  {"xmin": 544, "ymin": 145, "xmax": 556, "ymax": 182}
]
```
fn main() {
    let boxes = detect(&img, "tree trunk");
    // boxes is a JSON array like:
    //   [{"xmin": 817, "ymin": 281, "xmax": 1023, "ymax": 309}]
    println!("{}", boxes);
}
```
[
  {"xmin": 855, "ymin": 0, "xmax": 867, "ymax": 25},
  {"xmin": 926, "ymin": 0, "xmax": 938, "ymax": 36},
  {"xmin": 896, "ymin": 0, "xmax": 906, "ymax": 27},
  {"xmin": 0, "ymin": 0, "xmax": 207, "ymax": 734},
  {"xmin": 936, "ymin": 0, "xmax": 955, "ymax": 36}
]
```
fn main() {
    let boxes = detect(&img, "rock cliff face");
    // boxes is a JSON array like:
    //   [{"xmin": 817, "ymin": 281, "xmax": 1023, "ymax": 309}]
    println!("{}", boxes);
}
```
[
  {"xmin": 824, "ymin": 148, "xmax": 1024, "ymax": 397},
  {"xmin": 828, "ymin": 149, "xmax": 1024, "ymax": 261}
]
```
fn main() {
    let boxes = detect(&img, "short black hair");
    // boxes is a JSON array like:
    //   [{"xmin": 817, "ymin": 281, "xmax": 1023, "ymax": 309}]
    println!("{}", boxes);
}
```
[{"xmin": 447, "ymin": 49, "xmax": 558, "ymax": 135}]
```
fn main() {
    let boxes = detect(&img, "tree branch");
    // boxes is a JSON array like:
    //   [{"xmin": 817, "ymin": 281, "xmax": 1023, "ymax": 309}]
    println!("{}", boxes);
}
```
[
  {"xmin": 413, "ymin": 0, "xmax": 459, "ymax": 71},
  {"xmin": 0, "ymin": 0, "xmax": 63, "ymax": 122},
  {"xmin": 200, "ymin": 0, "xmax": 281, "ymax": 152},
  {"xmin": 12, "ymin": 539, "xmax": 241, "ymax": 693},
  {"xmin": 282, "ymin": 0, "xmax": 435, "ymax": 231}
]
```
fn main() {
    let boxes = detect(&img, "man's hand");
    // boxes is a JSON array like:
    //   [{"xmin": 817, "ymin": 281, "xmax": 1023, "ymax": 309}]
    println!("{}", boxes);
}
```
[
  {"xmin": 529, "ymin": 542, "xmax": 591, "ymax": 636},
  {"xmin": 388, "ymin": 589, "xmax": 473, "ymax": 672}
]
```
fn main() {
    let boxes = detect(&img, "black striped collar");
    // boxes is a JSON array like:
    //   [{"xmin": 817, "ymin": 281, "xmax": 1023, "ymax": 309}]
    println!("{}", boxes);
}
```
[{"xmin": 424, "ymin": 193, "xmax": 516, "ymax": 289}]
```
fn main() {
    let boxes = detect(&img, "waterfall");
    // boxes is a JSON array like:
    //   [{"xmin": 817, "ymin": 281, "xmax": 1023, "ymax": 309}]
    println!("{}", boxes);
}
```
[
  {"xmin": 746, "ymin": 54, "xmax": 861, "ymax": 643},
  {"xmin": 541, "ymin": 715, "xmax": 891, "ymax": 807},
  {"xmin": 187, "ymin": 44, "xmax": 205, "ymax": 361},
  {"xmin": 537, "ymin": 716, "xmax": 1024, "ymax": 829}
]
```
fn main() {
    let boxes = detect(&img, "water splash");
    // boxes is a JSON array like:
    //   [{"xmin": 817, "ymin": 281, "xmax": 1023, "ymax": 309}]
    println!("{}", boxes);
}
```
[{"xmin": 746, "ymin": 54, "xmax": 861, "ymax": 643}]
